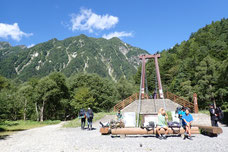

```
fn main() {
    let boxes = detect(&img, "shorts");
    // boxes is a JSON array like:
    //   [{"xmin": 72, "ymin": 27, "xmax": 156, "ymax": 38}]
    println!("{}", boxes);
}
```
[{"xmin": 183, "ymin": 124, "xmax": 192, "ymax": 130}]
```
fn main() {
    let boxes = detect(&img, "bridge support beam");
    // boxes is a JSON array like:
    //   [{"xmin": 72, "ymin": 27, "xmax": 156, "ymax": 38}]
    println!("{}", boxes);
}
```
[{"xmin": 193, "ymin": 93, "xmax": 199, "ymax": 113}]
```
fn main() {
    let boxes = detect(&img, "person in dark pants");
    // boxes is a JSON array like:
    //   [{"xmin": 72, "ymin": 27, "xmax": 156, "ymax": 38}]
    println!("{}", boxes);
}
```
[
  {"xmin": 182, "ymin": 108, "xmax": 193, "ymax": 140},
  {"xmin": 86, "ymin": 108, "xmax": 94, "ymax": 130},
  {"xmin": 79, "ymin": 109, "xmax": 86, "ymax": 130},
  {"xmin": 209, "ymin": 104, "xmax": 218, "ymax": 127}
]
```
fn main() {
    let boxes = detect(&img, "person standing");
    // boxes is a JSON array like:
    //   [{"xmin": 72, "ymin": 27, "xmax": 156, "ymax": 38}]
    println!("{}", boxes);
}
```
[
  {"xmin": 79, "ymin": 109, "xmax": 86, "ymax": 130},
  {"xmin": 209, "ymin": 104, "xmax": 218, "ymax": 127},
  {"xmin": 87, "ymin": 108, "xmax": 94, "ymax": 130}
]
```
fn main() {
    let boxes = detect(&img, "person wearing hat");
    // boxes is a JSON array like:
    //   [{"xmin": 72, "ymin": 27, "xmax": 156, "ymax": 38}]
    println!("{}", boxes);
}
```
[
  {"xmin": 182, "ymin": 108, "xmax": 193, "ymax": 140},
  {"xmin": 209, "ymin": 104, "xmax": 218, "ymax": 127}
]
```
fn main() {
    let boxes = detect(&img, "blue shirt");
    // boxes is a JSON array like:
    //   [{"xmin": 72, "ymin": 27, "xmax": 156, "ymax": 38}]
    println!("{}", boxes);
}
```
[
  {"xmin": 182, "ymin": 113, "xmax": 193, "ymax": 125},
  {"xmin": 178, "ymin": 110, "xmax": 186, "ymax": 119}
]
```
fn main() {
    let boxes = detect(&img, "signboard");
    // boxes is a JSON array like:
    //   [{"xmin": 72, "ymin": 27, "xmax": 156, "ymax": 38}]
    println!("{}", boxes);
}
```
[{"xmin": 123, "ymin": 112, "xmax": 136, "ymax": 127}]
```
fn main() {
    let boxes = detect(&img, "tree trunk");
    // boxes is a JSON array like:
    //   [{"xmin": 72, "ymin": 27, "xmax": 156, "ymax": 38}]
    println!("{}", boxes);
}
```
[
  {"xmin": 35, "ymin": 102, "xmax": 39, "ymax": 121},
  {"xmin": 40, "ymin": 101, "xmax": 45, "ymax": 122},
  {"xmin": 23, "ymin": 99, "xmax": 27, "ymax": 120}
]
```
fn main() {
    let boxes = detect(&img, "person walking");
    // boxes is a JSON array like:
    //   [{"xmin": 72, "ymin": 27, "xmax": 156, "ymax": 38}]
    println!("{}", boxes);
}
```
[
  {"xmin": 209, "ymin": 104, "xmax": 218, "ymax": 127},
  {"xmin": 86, "ymin": 108, "xmax": 94, "ymax": 130}
]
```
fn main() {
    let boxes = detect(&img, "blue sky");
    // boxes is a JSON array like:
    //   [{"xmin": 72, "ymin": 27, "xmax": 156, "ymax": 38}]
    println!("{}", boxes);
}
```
[{"xmin": 0, "ymin": 0, "xmax": 228, "ymax": 54}]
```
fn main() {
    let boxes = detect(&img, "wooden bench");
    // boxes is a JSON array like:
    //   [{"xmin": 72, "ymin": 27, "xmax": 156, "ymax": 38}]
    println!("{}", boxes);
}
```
[
  {"xmin": 110, "ymin": 127, "xmax": 200, "ymax": 136},
  {"xmin": 100, "ymin": 127, "xmax": 110, "ymax": 135},
  {"xmin": 196, "ymin": 125, "xmax": 223, "ymax": 136}
]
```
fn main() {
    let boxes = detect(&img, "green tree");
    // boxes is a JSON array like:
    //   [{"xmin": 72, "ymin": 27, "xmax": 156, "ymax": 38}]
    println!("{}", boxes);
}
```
[
  {"xmin": 35, "ymin": 77, "xmax": 60, "ymax": 121},
  {"xmin": 70, "ymin": 87, "xmax": 95, "ymax": 114},
  {"xmin": 116, "ymin": 77, "xmax": 135, "ymax": 100},
  {"xmin": 68, "ymin": 73, "xmax": 118, "ymax": 111}
]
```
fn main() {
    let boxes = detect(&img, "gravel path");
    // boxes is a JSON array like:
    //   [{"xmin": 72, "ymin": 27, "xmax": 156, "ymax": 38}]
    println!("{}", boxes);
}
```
[{"xmin": 0, "ymin": 116, "xmax": 227, "ymax": 152}]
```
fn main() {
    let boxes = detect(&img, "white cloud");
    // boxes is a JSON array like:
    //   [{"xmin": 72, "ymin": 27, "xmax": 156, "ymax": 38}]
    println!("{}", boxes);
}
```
[
  {"xmin": 102, "ymin": 31, "xmax": 133, "ymax": 39},
  {"xmin": 27, "ymin": 44, "xmax": 35, "ymax": 48},
  {"xmin": 70, "ymin": 8, "xmax": 118, "ymax": 33},
  {"xmin": 0, "ymin": 23, "xmax": 33, "ymax": 41}
]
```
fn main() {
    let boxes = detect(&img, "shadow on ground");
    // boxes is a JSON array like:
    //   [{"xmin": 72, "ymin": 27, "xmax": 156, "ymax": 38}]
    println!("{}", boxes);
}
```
[
  {"xmin": 0, "ymin": 135, "xmax": 9, "ymax": 140},
  {"xmin": 222, "ymin": 112, "xmax": 228, "ymax": 126}
]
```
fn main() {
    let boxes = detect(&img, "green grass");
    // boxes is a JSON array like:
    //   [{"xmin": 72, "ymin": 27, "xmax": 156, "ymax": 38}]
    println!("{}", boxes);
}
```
[
  {"xmin": 166, "ymin": 111, "xmax": 172, "ymax": 121},
  {"xmin": 0, "ymin": 120, "xmax": 61, "ymax": 137},
  {"xmin": 63, "ymin": 111, "xmax": 115, "ymax": 128},
  {"xmin": 199, "ymin": 110, "xmax": 210, "ymax": 115}
]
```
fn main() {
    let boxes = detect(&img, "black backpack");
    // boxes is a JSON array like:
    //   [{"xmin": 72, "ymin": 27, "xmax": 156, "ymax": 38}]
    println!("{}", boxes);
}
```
[
  {"xmin": 216, "ymin": 107, "xmax": 224, "ymax": 121},
  {"xmin": 88, "ymin": 109, "xmax": 93, "ymax": 118}
]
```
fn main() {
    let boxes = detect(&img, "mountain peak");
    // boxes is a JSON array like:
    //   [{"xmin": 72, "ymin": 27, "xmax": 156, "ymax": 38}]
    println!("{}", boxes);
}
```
[
  {"xmin": 0, "ymin": 41, "xmax": 11, "ymax": 49},
  {"xmin": 0, "ymin": 34, "xmax": 148, "ymax": 81}
]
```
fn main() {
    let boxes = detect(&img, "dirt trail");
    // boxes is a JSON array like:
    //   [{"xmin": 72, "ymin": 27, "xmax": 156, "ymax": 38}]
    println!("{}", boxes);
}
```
[{"xmin": 0, "ymin": 115, "xmax": 227, "ymax": 152}]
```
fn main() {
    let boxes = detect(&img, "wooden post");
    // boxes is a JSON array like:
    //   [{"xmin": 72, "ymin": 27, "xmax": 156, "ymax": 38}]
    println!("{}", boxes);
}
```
[{"xmin": 193, "ymin": 93, "xmax": 199, "ymax": 113}]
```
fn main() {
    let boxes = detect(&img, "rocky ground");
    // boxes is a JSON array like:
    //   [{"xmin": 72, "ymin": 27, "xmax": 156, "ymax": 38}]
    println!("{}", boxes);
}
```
[{"xmin": 0, "ymin": 115, "xmax": 227, "ymax": 152}]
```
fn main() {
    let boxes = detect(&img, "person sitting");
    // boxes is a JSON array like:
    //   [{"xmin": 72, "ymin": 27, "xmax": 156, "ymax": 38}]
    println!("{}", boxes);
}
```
[
  {"xmin": 156, "ymin": 108, "xmax": 169, "ymax": 140},
  {"xmin": 182, "ymin": 108, "xmax": 193, "ymax": 140},
  {"xmin": 116, "ymin": 110, "xmax": 123, "ymax": 122},
  {"xmin": 178, "ymin": 107, "xmax": 186, "ymax": 126}
]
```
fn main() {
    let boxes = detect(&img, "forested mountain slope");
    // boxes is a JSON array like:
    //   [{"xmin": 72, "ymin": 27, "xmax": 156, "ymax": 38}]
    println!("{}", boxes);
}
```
[
  {"xmin": 136, "ymin": 18, "xmax": 228, "ymax": 108},
  {"xmin": 0, "ymin": 35, "xmax": 148, "ymax": 81}
]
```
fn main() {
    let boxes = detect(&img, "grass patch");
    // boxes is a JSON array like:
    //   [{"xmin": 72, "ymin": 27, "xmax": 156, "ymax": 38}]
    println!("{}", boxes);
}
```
[
  {"xmin": 199, "ymin": 110, "xmax": 210, "ymax": 115},
  {"xmin": 166, "ymin": 111, "xmax": 172, "ymax": 121},
  {"xmin": 63, "ymin": 111, "xmax": 115, "ymax": 128},
  {"xmin": 0, "ymin": 120, "xmax": 60, "ymax": 137}
]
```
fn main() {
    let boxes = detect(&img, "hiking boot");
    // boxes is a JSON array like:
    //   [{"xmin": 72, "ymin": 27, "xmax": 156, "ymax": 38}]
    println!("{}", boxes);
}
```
[
  {"xmin": 183, "ymin": 134, "xmax": 187, "ymax": 140},
  {"xmin": 188, "ymin": 136, "xmax": 193, "ymax": 140},
  {"xmin": 158, "ymin": 135, "xmax": 163, "ymax": 140},
  {"xmin": 162, "ymin": 135, "xmax": 167, "ymax": 140},
  {"xmin": 184, "ymin": 132, "xmax": 188, "ymax": 136}
]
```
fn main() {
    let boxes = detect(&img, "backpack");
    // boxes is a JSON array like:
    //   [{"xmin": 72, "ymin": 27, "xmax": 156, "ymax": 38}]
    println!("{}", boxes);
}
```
[
  {"xmin": 168, "ymin": 121, "xmax": 181, "ymax": 134},
  {"xmin": 88, "ymin": 109, "xmax": 93, "ymax": 118},
  {"xmin": 140, "ymin": 121, "xmax": 155, "ymax": 131},
  {"xmin": 79, "ymin": 109, "xmax": 85, "ymax": 117},
  {"xmin": 145, "ymin": 121, "xmax": 155, "ymax": 131},
  {"xmin": 168, "ymin": 121, "xmax": 181, "ymax": 128},
  {"xmin": 176, "ymin": 107, "xmax": 182, "ymax": 118},
  {"xmin": 216, "ymin": 107, "xmax": 224, "ymax": 121}
]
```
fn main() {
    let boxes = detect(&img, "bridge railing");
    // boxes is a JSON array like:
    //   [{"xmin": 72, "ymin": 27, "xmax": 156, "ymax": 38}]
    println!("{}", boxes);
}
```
[
  {"xmin": 165, "ymin": 91, "xmax": 195, "ymax": 112},
  {"xmin": 113, "ymin": 93, "xmax": 150, "ymax": 111},
  {"xmin": 113, "ymin": 93, "xmax": 138, "ymax": 111}
]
